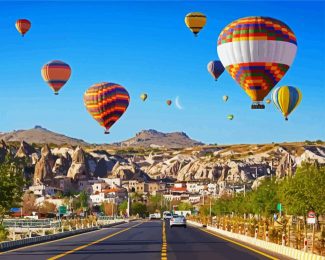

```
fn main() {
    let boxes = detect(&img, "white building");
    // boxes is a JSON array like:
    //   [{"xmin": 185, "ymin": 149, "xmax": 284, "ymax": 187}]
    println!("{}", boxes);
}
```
[{"xmin": 29, "ymin": 185, "xmax": 63, "ymax": 196}]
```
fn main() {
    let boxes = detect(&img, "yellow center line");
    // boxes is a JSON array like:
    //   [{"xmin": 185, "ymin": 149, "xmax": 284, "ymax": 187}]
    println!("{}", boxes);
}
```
[
  {"xmin": 161, "ymin": 221, "xmax": 167, "ymax": 260},
  {"xmin": 47, "ymin": 222, "xmax": 142, "ymax": 260},
  {"xmin": 199, "ymin": 228, "xmax": 279, "ymax": 260}
]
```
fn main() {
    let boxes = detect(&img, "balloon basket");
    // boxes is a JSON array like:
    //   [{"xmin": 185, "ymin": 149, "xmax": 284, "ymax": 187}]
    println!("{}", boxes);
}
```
[
  {"xmin": 251, "ymin": 104, "xmax": 265, "ymax": 109},
  {"xmin": 104, "ymin": 131, "xmax": 110, "ymax": 134},
  {"xmin": 54, "ymin": 92, "xmax": 59, "ymax": 95}
]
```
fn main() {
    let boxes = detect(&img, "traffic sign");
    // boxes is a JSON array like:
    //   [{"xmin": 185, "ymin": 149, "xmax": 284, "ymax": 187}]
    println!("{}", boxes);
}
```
[
  {"xmin": 58, "ymin": 205, "xmax": 67, "ymax": 214},
  {"xmin": 307, "ymin": 210, "xmax": 316, "ymax": 224},
  {"xmin": 277, "ymin": 203, "xmax": 282, "ymax": 212}
]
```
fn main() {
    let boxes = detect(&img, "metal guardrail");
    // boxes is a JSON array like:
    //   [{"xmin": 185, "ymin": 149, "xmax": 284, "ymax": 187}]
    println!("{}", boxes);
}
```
[
  {"xmin": 3, "ymin": 219, "xmax": 60, "ymax": 228},
  {"xmin": 0, "ymin": 227, "xmax": 99, "ymax": 251}
]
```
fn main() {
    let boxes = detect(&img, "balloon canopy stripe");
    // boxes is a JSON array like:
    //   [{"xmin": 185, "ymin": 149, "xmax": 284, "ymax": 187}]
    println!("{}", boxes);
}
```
[
  {"xmin": 41, "ymin": 60, "xmax": 71, "ymax": 94},
  {"xmin": 218, "ymin": 17, "xmax": 297, "ymax": 45},
  {"xmin": 84, "ymin": 82, "xmax": 130, "ymax": 132},
  {"xmin": 226, "ymin": 62, "xmax": 289, "ymax": 101}
]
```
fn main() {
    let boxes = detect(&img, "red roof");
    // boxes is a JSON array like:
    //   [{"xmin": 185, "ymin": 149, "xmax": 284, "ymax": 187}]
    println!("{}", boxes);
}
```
[
  {"xmin": 170, "ymin": 187, "xmax": 187, "ymax": 192},
  {"xmin": 102, "ymin": 188, "xmax": 119, "ymax": 194}
]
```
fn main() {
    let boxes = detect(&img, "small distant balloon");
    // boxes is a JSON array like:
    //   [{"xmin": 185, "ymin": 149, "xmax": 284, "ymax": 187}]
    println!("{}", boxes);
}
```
[
  {"xmin": 166, "ymin": 100, "xmax": 172, "ymax": 106},
  {"xmin": 15, "ymin": 19, "xmax": 31, "ymax": 37},
  {"xmin": 140, "ymin": 93, "xmax": 148, "ymax": 101},
  {"xmin": 272, "ymin": 86, "xmax": 302, "ymax": 120},
  {"xmin": 227, "ymin": 114, "xmax": 234, "ymax": 120},
  {"xmin": 41, "ymin": 60, "xmax": 71, "ymax": 95},
  {"xmin": 266, "ymin": 99, "xmax": 271, "ymax": 104},
  {"xmin": 207, "ymin": 60, "xmax": 225, "ymax": 81},
  {"xmin": 184, "ymin": 12, "xmax": 207, "ymax": 37},
  {"xmin": 223, "ymin": 95, "xmax": 229, "ymax": 102}
]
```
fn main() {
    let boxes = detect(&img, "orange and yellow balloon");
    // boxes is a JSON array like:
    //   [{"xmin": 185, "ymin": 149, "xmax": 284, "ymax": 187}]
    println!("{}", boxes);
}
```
[
  {"xmin": 41, "ymin": 60, "xmax": 71, "ymax": 95},
  {"xmin": 184, "ymin": 12, "xmax": 207, "ymax": 37},
  {"xmin": 15, "ymin": 19, "xmax": 31, "ymax": 37}
]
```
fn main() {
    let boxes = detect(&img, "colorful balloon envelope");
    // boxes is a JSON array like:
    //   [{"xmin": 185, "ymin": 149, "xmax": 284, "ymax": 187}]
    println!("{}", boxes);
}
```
[
  {"xmin": 184, "ymin": 12, "xmax": 207, "ymax": 37},
  {"xmin": 15, "ymin": 19, "xmax": 31, "ymax": 37},
  {"xmin": 223, "ymin": 95, "xmax": 228, "ymax": 102},
  {"xmin": 41, "ymin": 60, "xmax": 71, "ymax": 95},
  {"xmin": 140, "ymin": 93, "xmax": 148, "ymax": 101},
  {"xmin": 227, "ymin": 114, "xmax": 234, "ymax": 120},
  {"xmin": 217, "ymin": 16, "xmax": 297, "ymax": 109},
  {"xmin": 207, "ymin": 60, "xmax": 225, "ymax": 81},
  {"xmin": 166, "ymin": 100, "xmax": 172, "ymax": 106},
  {"xmin": 84, "ymin": 82, "xmax": 130, "ymax": 134},
  {"xmin": 272, "ymin": 86, "xmax": 302, "ymax": 120}
]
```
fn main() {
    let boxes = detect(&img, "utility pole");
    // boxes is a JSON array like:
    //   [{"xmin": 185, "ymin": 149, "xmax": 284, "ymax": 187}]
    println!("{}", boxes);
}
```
[
  {"xmin": 244, "ymin": 184, "xmax": 246, "ymax": 197},
  {"xmin": 127, "ymin": 195, "xmax": 130, "ymax": 218}
]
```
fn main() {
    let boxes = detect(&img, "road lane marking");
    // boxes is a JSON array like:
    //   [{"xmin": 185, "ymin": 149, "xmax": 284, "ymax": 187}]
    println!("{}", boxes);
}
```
[
  {"xmin": 199, "ymin": 228, "xmax": 278, "ymax": 260},
  {"xmin": 0, "ymin": 226, "xmax": 107, "ymax": 255},
  {"xmin": 161, "ymin": 221, "xmax": 167, "ymax": 260},
  {"xmin": 47, "ymin": 222, "xmax": 142, "ymax": 260}
]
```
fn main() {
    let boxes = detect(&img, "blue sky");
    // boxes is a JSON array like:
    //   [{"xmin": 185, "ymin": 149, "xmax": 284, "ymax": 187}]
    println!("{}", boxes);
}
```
[{"xmin": 0, "ymin": 1, "xmax": 324, "ymax": 145}]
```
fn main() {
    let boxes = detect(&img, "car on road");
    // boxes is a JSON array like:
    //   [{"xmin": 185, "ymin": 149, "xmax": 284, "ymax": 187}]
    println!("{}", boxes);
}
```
[
  {"xmin": 170, "ymin": 214, "xmax": 186, "ymax": 228},
  {"xmin": 149, "ymin": 213, "xmax": 161, "ymax": 220},
  {"xmin": 163, "ymin": 212, "xmax": 172, "ymax": 220}
]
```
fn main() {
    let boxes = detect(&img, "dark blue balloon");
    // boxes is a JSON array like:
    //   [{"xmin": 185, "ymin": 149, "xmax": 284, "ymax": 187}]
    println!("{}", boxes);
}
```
[{"xmin": 207, "ymin": 60, "xmax": 225, "ymax": 81}]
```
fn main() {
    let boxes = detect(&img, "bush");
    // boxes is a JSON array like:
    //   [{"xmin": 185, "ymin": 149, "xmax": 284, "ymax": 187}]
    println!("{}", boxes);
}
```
[{"xmin": 0, "ymin": 225, "xmax": 8, "ymax": 241}]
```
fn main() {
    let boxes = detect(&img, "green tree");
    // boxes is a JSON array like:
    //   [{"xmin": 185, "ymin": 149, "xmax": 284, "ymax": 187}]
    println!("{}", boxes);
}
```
[
  {"xmin": 279, "ymin": 163, "xmax": 325, "ymax": 216},
  {"xmin": 0, "ymin": 155, "xmax": 25, "ymax": 224},
  {"xmin": 118, "ymin": 200, "xmax": 128, "ymax": 215},
  {"xmin": 79, "ymin": 191, "xmax": 89, "ymax": 209},
  {"xmin": 250, "ymin": 178, "xmax": 279, "ymax": 216},
  {"xmin": 178, "ymin": 202, "xmax": 193, "ymax": 211},
  {"xmin": 131, "ymin": 202, "xmax": 147, "ymax": 217}
]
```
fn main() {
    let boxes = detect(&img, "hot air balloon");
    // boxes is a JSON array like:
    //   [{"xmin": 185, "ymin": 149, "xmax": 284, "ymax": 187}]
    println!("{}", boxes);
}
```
[
  {"xmin": 207, "ymin": 60, "xmax": 225, "ymax": 81},
  {"xmin": 227, "ymin": 114, "xmax": 234, "ymax": 120},
  {"xmin": 184, "ymin": 12, "xmax": 207, "ymax": 37},
  {"xmin": 15, "ymin": 19, "xmax": 31, "ymax": 37},
  {"xmin": 166, "ymin": 100, "xmax": 172, "ymax": 106},
  {"xmin": 140, "ymin": 93, "xmax": 148, "ymax": 101},
  {"xmin": 272, "ymin": 86, "xmax": 302, "ymax": 120},
  {"xmin": 84, "ymin": 82, "xmax": 130, "ymax": 134},
  {"xmin": 223, "ymin": 95, "xmax": 228, "ymax": 102},
  {"xmin": 217, "ymin": 16, "xmax": 297, "ymax": 109},
  {"xmin": 41, "ymin": 60, "xmax": 71, "ymax": 95},
  {"xmin": 266, "ymin": 99, "xmax": 271, "ymax": 104}
]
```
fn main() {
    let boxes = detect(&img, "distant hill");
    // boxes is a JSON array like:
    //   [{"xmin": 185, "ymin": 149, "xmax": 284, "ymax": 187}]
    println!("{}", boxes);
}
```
[
  {"xmin": 0, "ymin": 126, "xmax": 88, "ymax": 146},
  {"xmin": 113, "ymin": 129, "xmax": 204, "ymax": 148}
]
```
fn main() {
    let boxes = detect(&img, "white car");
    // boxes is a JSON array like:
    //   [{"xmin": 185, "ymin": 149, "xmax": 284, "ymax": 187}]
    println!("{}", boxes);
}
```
[
  {"xmin": 170, "ymin": 215, "xmax": 186, "ymax": 228},
  {"xmin": 163, "ymin": 212, "xmax": 172, "ymax": 220},
  {"xmin": 149, "ymin": 213, "xmax": 161, "ymax": 220}
]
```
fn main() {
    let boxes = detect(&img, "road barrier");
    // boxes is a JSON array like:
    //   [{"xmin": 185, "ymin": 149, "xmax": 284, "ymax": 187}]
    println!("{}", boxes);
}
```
[
  {"xmin": 187, "ymin": 220, "xmax": 204, "ymax": 228},
  {"xmin": 206, "ymin": 225, "xmax": 325, "ymax": 260},
  {"xmin": 0, "ymin": 220, "xmax": 126, "ymax": 252}
]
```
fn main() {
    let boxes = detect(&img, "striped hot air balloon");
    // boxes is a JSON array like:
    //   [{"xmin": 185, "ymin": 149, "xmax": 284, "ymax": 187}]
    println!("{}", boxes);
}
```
[
  {"xmin": 207, "ymin": 60, "xmax": 225, "ymax": 81},
  {"xmin": 217, "ymin": 17, "xmax": 297, "ymax": 109},
  {"xmin": 272, "ymin": 86, "xmax": 302, "ymax": 120},
  {"xmin": 184, "ymin": 12, "xmax": 207, "ymax": 37},
  {"xmin": 84, "ymin": 82, "xmax": 130, "ymax": 134},
  {"xmin": 15, "ymin": 19, "xmax": 31, "ymax": 37},
  {"xmin": 41, "ymin": 60, "xmax": 71, "ymax": 95}
]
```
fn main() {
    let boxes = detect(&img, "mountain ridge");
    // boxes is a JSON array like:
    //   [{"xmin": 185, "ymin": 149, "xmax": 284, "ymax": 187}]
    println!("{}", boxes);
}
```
[{"xmin": 0, "ymin": 126, "xmax": 204, "ymax": 148}]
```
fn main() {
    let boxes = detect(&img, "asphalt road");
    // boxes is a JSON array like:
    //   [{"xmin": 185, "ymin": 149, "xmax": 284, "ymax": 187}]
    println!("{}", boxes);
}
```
[{"xmin": 0, "ymin": 220, "xmax": 290, "ymax": 260}]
